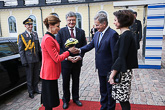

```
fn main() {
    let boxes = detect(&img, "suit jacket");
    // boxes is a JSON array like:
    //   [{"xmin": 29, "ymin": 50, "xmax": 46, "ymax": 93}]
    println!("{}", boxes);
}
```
[
  {"xmin": 81, "ymin": 27, "xmax": 119, "ymax": 76},
  {"xmin": 112, "ymin": 31, "xmax": 138, "ymax": 72},
  {"xmin": 18, "ymin": 30, "xmax": 41, "ymax": 65},
  {"xmin": 40, "ymin": 33, "xmax": 70, "ymax": 80},
  {"xmin": 129, "ymin": 19, "xmax": 142, "ymax": 49},
  {"xmin": 56, "ymin": 27, "xmax": 87, "ymax": 68}
]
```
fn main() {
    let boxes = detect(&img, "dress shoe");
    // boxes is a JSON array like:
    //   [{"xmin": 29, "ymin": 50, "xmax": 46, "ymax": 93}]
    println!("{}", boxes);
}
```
[
  {"xmin": 29, "ymin": 93, "xmax": 34, "ymax": 99},
  {"xmin": 63, "ymin": 102, "xmax": 69, "ymax": 109},
  {"xmin": 34, "ymin": 90, "xmax": 41, "ymax": 94},
  {"xmin": 73, "ymin": 100, "xmax": 82, "ymax": 106}
]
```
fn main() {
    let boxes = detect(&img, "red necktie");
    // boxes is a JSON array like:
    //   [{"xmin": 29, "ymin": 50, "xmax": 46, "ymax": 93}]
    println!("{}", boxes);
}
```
[{"xmin": 70, "ymin": 29, "xmax": 75, "ymax": 38}]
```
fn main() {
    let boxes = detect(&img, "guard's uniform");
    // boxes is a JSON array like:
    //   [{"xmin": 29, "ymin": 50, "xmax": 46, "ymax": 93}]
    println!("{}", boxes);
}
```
[
  {"xmin": 129, "ymin": 19, "xmax": 142, "ymax": 49},
  {"xmin": 18, "ymin": 18, "xmax": 41, "ymax": 95}
]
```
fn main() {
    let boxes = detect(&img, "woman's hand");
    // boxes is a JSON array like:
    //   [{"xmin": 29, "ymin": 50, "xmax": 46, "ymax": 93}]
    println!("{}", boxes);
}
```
[
  {"xmin": 108, "ymin": 70, "xmax": 117, "ymax": 84},
  {"xmin": 108, "ymin": 74, "xmax": 115, "ymax": 84}
]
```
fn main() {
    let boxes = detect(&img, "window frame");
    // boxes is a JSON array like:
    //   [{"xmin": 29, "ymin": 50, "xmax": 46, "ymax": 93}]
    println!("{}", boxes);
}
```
[
  {"xmin": 8, "ymin": 16, "xmax": 17, "ymax": 33},
  {"xmin": 75, "ymin": 13, "xmax": 82, "ymax": 29}
]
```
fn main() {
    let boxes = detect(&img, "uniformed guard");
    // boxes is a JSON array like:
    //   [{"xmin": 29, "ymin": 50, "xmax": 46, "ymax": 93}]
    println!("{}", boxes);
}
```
[
  {"xmin": 18, "ymin": 18, "xmax": 42, "ymax": 99},
  {"xmin": 129, "ymin": 11, "xmax": 142, "ymax": 50}
]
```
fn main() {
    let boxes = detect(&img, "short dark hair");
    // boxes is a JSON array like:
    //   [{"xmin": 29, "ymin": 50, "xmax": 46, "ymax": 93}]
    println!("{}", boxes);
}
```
[{"xmin": 113, "ymin": 10, "xmax": 134, "ymax": 28}]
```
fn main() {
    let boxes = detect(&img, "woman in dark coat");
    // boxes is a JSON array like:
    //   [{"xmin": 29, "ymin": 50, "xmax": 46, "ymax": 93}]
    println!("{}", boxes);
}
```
[{"xmin": 108, "ymin": 10, "xmax": 138, "ymax": 110}]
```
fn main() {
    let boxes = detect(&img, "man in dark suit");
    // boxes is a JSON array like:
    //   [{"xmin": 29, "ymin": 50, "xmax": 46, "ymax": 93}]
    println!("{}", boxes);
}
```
[
  {"xmin": 79, "ymin": 13, "xmax": 119, "ymax": 110},
  {"xmin": 90, "ymin": 25, "xmax": 98, "ymax": 39},
  {"xmin": 129, "ymin": 11, "xmax": 142, "ymax": 50},
  {"xmin": 18, "ymin": 18, "xmax": 41, "ymax": 99},
  {"xmin": 56, "ymin": 11, "xmax": 87, "ymax": 109}
]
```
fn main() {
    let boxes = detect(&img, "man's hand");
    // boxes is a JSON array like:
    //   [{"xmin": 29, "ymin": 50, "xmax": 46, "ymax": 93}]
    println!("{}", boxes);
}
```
[
  {"xmin": 72, "ymin": 56, "xmax": 81, "ymax": 63},
  {"xmin": 67, "ymin": 56, "xmax": 75, "ymax": 62}
]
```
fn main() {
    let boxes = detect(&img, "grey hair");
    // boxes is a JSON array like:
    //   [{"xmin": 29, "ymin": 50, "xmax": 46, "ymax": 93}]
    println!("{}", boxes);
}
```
[
  {"xmin": 66, "ymin": 11, "xmax": 77, "ymax": 19},
  {"xmin": 94, "ymin": 13, "xmax": 108, "ymax": 25}
]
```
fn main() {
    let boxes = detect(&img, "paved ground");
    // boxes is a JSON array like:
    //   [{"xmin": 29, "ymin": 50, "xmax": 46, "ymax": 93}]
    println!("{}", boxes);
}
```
[{"xmin": 0, "ymin": 37, "xmax": 165, "ymax": 110}]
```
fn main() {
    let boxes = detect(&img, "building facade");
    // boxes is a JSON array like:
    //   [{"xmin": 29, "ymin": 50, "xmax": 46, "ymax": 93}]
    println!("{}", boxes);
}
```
[
  {"xmin": 0, "ymin": 0, "xmax": 144, "ymax": 39},
  {"xmin": 0, "ymin": 0, "xmax": 165, "ymax": 69}
]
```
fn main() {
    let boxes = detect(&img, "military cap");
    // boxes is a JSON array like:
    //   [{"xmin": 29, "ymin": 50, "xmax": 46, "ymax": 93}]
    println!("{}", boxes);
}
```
[
  {"xmin": 133, "ymin": 11, "xmax": 137, "ymax": 16},
  {"xmin": 23, "ymin": 18, "xmax": 33, "ymax": 25}
]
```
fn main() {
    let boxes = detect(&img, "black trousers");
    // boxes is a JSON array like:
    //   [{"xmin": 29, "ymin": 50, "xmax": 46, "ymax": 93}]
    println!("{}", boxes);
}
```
[
  {"xmin": 25, "ymin": 62, "xmax": 40, "ymax": 94},
  {"xmin": 98, "ymin": 75, "xmax": 116, "ymax": 110},
  {"xmin": 62, "ymin": 65, "xmax": 81, "ymax": 103}
]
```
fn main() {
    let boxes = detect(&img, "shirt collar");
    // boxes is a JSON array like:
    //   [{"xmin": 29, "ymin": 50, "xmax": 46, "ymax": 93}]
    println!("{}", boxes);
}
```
[
  {"xmin": 26, "ymin": 30, "xmax": 31, "ymax": 35},
  {"xmin": 67, "ymin": 26, "xmax": 76, "ymax": 31},
  {"xmin": 101, "ymin": 26, "xmax": 109, "ymax": 35}
]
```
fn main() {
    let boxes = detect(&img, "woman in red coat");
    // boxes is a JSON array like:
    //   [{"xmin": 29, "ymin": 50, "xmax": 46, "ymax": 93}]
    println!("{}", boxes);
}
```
[{"xmin": 40, "ymin": 15, "xmax": 76, "ymax": 110}]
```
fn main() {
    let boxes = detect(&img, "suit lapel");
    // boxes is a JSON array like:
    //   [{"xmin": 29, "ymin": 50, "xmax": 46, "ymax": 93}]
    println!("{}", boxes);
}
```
[
  {"xmin": 65, "ymin": 27, "xmax": 71, "ymax": 40},
  {"xmin": 24, "ymin": 31, "xmax": 31, "ymax": 39},
  {"xmin": 97, "ymin": 27, "xmax": 110, "ymax": 51},
  {"xmin": 95, "ymin": 32, "xmax": 100, "ymax": 52},
  {"xmin": 75, "ymin": 28, "xmax": 81, "ymax": 47},
  {"xmin": 75, "ymin": 27, "xmax": 80, "ymax": 40}
]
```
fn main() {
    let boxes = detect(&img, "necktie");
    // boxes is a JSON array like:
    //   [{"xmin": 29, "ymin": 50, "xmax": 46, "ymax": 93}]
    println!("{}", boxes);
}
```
[
  {"xmin": 70, "ymin": 28, "xmax": 75, "ymax": 38},
  {"xmin": 98, "ymin": 32, "xmax": 103, "ymax": 46}
]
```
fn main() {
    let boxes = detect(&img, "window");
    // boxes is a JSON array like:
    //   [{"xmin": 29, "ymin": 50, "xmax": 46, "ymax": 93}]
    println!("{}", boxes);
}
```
[
  {"xmin": 46, "ymin": 0, "xmax": 61, "ymax": 4},
  {"xmin": 98, "ymin": 11, "xmax": 107, "ymax": 16},
  {"xmin": 0, "ymin": 42, "xmax": 17, "ymax": 58},
  {"xmin": 75, "ymin": 13, "xmax": 82, "ymax": 29},
  {"xmin": 29, "ymin": 15, "xmax": 37, "ymax": 32},
  {"xmin": 8, "ymin": 16, "xmax": 17, "ymax": 33}
]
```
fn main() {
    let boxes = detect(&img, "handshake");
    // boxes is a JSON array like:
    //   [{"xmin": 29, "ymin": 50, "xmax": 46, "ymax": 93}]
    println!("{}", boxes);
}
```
[{"xmin": 68, "ymin": 46, "xmax": 80, "ymax": 54}]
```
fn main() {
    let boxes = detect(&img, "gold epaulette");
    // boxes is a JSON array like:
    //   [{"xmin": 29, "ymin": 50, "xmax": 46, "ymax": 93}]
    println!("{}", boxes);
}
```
[{"xmin": 17, "ymin": 34, "xmax": 36, "ymax": 55}]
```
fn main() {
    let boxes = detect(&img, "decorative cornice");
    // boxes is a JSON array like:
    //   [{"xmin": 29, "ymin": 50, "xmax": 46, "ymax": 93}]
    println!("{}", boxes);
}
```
[
  {"xmin": 41, "ymin": 3, "xmax": 88, "ymax": 9},
  {"xmin": 0, "ymin": 0, "xmax": 114, "ymax": 9},
  {"xmin": 0, "ymin": 7, "xmax": 40, "ymax": 11}
]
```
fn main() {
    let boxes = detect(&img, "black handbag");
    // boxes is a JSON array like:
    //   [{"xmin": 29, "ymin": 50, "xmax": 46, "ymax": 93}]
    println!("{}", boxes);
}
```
[{"xmin": 107, "ymin": 71, "xmax": 122, "ymax": 83}]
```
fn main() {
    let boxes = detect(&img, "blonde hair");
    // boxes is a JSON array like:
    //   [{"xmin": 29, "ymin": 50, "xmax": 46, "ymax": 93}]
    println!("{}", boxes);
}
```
[{"xmin": 43, "ymin": 15, "xmax": 61, "ymax": 29}]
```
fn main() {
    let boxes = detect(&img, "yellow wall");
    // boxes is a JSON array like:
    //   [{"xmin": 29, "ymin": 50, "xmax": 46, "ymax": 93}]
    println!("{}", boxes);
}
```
[
  {"xmin": 0, "ymin": 8, "xmax": 43, "ymax": 38},
  {"xmin": 0, "ymin": 11, "xmax": 10, "ymax": 37},
  {"xmin": 42, "ymin": 4, "xmax": 89, "ymax": 37},
  {"xmin": 0, "ymin": 2, "xmax": 145, "ymax": 39}
]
